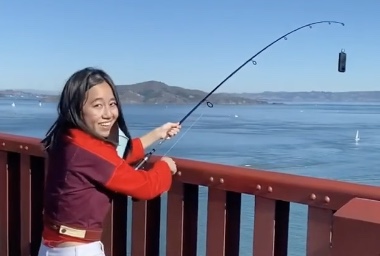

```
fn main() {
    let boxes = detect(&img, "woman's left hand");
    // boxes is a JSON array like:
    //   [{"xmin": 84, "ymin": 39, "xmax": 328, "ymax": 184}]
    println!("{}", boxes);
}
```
[{"xmin": 155, "ymin": 122, "xmax": 181, "ymax": 140}]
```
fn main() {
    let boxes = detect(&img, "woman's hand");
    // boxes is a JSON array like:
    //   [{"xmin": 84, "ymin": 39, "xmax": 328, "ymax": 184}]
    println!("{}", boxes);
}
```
[
  {"xmin": 139, "ymin": 122, "xmax": 182, "ymax": 150},
  {"xmin": 160, "ymin": 156, "xmax": 177, "ymax": 175},
  {"xmin": 155, "ymin": 122, "xmax": 181, "ymax": 140}
]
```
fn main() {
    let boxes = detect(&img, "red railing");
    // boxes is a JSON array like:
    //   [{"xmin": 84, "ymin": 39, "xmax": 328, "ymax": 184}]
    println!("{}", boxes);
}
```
[{"xmin": 1, "ymin": 132, "xmax": 380, "ymax": 256}]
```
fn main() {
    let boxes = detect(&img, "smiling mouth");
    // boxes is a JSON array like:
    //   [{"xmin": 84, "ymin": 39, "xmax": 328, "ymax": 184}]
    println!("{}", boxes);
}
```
[{"xmin": 99, "ymin": 122, "xmax": 112, "ymax": 128}]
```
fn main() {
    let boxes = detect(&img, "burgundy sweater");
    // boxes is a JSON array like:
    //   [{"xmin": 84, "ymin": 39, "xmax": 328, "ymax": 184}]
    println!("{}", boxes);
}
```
[{"xmin": 42, "ymin": 128, "xmax": 172, "ymax": 243}]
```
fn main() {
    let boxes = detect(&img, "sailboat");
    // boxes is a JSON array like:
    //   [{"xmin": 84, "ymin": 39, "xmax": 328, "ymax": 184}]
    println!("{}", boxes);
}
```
[{"xmin": 355, "ymin": 130, "xmax": 360, "ymax": 142}]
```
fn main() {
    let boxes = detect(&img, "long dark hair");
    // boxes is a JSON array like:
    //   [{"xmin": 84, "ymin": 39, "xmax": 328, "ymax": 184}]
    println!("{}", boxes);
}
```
[{"xmin": 41, "ymin": 67, "xmax": 132, "ymax": 157}]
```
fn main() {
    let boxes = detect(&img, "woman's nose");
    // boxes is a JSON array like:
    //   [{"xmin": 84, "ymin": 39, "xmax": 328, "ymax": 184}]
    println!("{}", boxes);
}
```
[{"xmin": 102, "ymin": 106, "xmax": 112, "ymax": 118}]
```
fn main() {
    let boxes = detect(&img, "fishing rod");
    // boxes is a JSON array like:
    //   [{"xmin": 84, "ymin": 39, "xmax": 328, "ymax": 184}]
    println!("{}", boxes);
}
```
[{"xmin": 134, "ymin": 20, "xmax": 345, "ymax": 170}]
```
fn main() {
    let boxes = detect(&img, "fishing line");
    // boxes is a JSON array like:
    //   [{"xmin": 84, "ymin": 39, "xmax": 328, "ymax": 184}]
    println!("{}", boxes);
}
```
[
  {"xmin": 162, "ymin": 112, "xmax": 205, "ymax": 157},
  {"xmin": 133, "ymin": 20, "xmax": 345, "ymax": 170}
]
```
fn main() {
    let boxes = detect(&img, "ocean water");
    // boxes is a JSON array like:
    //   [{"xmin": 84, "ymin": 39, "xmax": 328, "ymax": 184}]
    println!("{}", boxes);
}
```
[{"xmin": 1, "ymin": 98, "xmax": 380, "ymax": 255}]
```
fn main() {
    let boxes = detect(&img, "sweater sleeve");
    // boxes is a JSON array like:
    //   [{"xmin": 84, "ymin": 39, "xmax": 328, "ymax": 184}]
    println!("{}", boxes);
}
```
[
  {"xmin": 125, "ymin": 138, "xmax": 145, "ymax": 164},
  {"xmin": 70, "ymin": 141, "xmax": 172, "ymax": 200},
  {"xmin": 104, "ymin": 160, "xmax": 172, "ymax": 200}
]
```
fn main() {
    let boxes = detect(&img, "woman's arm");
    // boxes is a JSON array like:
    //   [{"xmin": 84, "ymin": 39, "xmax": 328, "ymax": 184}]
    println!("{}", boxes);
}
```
[
  {"xmin": 139, "ymin": 122, "xmax": 181, "ymax": 149},
  {"xmin": 119, "ymin": 122, "xmax": 181, "ymax": 164},
  {"xmin": 139, "ymin": 128, "xmax": 161, "ymax": 149},
  {"xmin": 105, "ymin": 160, "xmax": 172, "ymax": 200},
  {"xmin": 71, "ymin": 141, "xmax": 173, "ymax": 200},
  {"xmin": 124, "ymin": 138, "xmax": 145, "ymax": 164}
]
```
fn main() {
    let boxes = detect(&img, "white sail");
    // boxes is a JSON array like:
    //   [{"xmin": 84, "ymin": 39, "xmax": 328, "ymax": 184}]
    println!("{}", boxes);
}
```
[{"xmin": 355, "ymin": 130, "xmax": 360, "ymax": 142}]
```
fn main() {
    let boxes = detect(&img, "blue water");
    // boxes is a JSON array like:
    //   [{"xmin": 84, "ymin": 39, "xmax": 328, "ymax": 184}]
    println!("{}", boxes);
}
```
[{"xmin": 1, "ymin": 98, "xmax": 380, "ymax": 255}]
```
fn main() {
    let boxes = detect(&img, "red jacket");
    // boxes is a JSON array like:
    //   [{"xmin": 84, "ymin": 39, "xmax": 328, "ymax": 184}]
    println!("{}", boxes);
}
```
[{"xmin": 42, "ymin": 128, "xmax": 172, "ymax": 244}]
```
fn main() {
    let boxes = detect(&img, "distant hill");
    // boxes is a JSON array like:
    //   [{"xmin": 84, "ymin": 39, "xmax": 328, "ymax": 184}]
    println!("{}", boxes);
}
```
[
  {"xmin": 14, "ymin": 89, "xmax": 59, "ymax": 95},
  {"xmin": 2, "ymin": 81, "xmax": 379, "ymax": 104},
  {"xmin": 235, "ymin": 91, "xmax": 380, "ymax": 103},
  {"xmin": 113, "ymin": 81, "xmax": 268, "ymax": 105},
  {"xmin": 0, "ymin": 81, "xmax": 269, "ymax": 105}
]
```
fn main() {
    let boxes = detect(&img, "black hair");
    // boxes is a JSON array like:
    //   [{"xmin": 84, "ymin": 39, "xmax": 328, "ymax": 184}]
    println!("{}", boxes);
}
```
[{"xmin": 41, "ymin": 67, "xmax": 132, "ymax": 158}]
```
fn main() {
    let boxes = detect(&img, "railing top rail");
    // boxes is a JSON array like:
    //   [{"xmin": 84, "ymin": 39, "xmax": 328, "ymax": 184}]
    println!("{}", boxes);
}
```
[
  {"xmin": 1, "ymin": 132, "xmax": 380, "ymax": 210},
  {"xmin": 0, "ymin": 132, "xmax": 45, "ymax": 157},
  {"xmin": 151, "ymin": 157, "xmax": 380, "ymax": 210}
]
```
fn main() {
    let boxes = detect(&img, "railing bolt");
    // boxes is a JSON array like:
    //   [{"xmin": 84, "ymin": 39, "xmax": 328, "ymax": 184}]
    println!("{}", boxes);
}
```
[
  {"xmin": 209, "ymin": 177, "xmax": 214, "ymax": 182},
  {"xmin": 219, "ymin": 178, "xmax": 224, "ymax": 183},
  {"xmin": 177, "ymin": 171, "xmax": 182, "ymax": 176},
  {"xmin": 267, "ymin": 186, "xmax": 273, "ymax": 192},
  {"xmin": 20, "ymin": 145, "xmax": 23, "ymax": 149},
  {"xmin": 25, "ymin": 146, "xmax": 28, "ymax": 150},
  {"xmin": 2, "ymin": 142, "xmax": 4, "ymax": 146},
  {"xmin": 324, "ymin": 196, "xmax": 330, "ymax": 203},
  {"xmin": 310, "ymin": 193, "xmax": 317, "ymax": 200},
  {"xmin": 256, "ymin": 184, "xmax": 261, "ymax": 190}
]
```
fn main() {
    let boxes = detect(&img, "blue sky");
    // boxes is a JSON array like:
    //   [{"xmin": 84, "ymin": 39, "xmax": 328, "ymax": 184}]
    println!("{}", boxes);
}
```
[{"xmin": 1, "ymin": 0, "xmax": 379, "ymax": 93}]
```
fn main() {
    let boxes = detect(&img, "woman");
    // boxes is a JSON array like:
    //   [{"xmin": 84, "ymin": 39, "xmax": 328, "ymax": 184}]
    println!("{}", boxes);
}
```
[{"xmin": 38, "ymin": 67, "xmax": 181, "ymax": 256}]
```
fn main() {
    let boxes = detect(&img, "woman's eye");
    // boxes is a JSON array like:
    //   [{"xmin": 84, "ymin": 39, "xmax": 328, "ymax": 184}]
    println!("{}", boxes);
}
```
[{"xmin": 93, "ymin": 104, "xmax": 102, "ymax": 108}]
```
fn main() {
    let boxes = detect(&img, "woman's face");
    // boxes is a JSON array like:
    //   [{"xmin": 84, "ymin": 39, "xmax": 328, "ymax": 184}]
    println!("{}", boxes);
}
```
[{"xmin": 82, "ymin": 82, "xmax": 119, "ymax": 138}]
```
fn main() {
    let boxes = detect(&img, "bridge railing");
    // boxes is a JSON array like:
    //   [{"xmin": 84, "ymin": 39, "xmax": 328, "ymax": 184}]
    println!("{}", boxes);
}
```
[{"xmin": 1, "ymin": 132, "xmax": 380, "ymax": 256}]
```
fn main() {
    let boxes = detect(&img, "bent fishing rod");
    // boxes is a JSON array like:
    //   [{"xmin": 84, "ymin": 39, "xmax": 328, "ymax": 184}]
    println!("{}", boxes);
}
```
[{"xmin": 134, "ymin": 20, "xmax": 345, "ymax": 170}]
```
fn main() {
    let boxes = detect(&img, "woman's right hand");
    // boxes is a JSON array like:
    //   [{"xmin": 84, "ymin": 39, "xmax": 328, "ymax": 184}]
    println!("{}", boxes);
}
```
[{"xmin": 160, "ymin": 156, "xmax": 177, "ymax": 175}]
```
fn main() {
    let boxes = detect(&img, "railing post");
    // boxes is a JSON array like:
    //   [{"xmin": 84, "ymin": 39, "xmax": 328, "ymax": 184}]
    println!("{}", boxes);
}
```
[
  {"xmin": 0, "ymin": 151, "xmax": 9, "ymax": 256},
  {"xmin": 306, "ymin": 206, "xmax": 333, "ymax": 256},
  {"xmin": 19, "ymin": 154, "xmax": 31, "ymax": 256}
]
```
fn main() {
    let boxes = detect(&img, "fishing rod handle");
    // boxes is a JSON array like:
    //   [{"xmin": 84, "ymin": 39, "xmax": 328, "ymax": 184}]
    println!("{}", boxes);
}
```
[
  {"xmin": 134, "ymin": 147, "xmax": 157, "ymax": 170},
  {"xmin": 134, "ymin": 154, "xmax": 150, "ymax": 170},
  {"xmin": 133, "ymin": 137, "xmax": 167, "ymax": 170}
]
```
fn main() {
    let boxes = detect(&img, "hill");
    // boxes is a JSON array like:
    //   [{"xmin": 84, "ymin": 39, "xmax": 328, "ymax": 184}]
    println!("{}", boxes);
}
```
[
  {"xmin": 3, "ymin": 81, "xmax": 379, "ymax": 104},
  {"xmin": 114, "ymin": 81, "xmax": 268, "ymax": 104},
  {"xmin": 0, "ymin": 81, "xmax": 269, "ymax": 105},
  {"xmin": 235, "ymin": 91, "xmax": 380, "ymax": 103}
]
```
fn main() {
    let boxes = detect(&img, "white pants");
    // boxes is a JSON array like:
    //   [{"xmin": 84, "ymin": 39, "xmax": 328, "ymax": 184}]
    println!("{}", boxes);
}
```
[{"xmin": 38, "ymin": 241, "xmax": 105, "ymax": 256}]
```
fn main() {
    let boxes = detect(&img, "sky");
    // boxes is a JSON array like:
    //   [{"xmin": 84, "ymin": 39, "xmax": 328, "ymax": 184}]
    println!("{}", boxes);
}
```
[{"xmin": 1, "ymin": 0, "xmax": 379, "ymax": 93}]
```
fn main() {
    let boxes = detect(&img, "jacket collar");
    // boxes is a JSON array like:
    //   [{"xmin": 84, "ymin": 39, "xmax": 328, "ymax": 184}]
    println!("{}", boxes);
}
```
[{"xmin": 67, "ymin": 128, "xmax": 115, "ymax": 149}]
